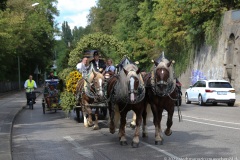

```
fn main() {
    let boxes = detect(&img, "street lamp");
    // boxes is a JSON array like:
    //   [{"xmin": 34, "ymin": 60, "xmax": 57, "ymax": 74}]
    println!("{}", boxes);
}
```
[{"xmin": 17, "ymin": 2, "xmax": 40, "ymax": 90}]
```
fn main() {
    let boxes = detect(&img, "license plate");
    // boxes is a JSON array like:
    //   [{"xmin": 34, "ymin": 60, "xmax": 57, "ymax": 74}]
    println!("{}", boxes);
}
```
[{"xmin": 217, "ymin": 91, "xmax": 227, "ymax": 95}]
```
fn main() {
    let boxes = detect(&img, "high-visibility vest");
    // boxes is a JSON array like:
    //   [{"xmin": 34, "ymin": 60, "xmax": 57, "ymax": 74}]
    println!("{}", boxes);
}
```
[{"xmin": 26, "ymin": 80, "xmax": 35, "ymax": 92}]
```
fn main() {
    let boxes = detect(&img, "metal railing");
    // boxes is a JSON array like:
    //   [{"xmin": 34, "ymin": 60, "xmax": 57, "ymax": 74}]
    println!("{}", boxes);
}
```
[{"xmin": 0, "ymin": 81, "xmax": 23, "ymax": 93}]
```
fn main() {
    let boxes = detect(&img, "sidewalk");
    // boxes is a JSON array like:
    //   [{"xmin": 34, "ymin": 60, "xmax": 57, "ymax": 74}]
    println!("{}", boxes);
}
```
[{"xmin": 0, "ymin": 88, "xmax": 42, "ymax": 160}]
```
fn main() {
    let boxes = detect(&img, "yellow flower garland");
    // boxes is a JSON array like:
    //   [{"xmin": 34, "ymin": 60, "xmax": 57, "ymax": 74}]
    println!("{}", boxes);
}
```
[{"xmin": 66, "ymin": 71, "xmax": 82, "ymax": 94}]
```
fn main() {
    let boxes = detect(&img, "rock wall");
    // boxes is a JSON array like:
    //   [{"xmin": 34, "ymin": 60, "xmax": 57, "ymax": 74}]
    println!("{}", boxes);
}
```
[{"xmin": 179, "ymin": 10, "xmax": 240, "ymax": 92}]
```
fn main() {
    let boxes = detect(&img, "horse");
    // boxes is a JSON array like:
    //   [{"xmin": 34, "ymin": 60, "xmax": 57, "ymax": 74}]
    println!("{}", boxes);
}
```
[
  {"xmin": 107, "ymin": 63, "xmax": 146, "ymax": 148},
  {"xmin": 143, "ymin": 54, "xmax": 178, "ymax": 145},
  {"xmin": 75, "ymin": 68, "xmax": 106, "ymax": 130}
]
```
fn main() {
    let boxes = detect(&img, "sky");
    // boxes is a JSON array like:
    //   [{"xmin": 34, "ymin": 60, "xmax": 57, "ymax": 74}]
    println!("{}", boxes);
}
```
[{"xmin": 55, "ymin": 0, "xmax": 97, "ymax": 29}]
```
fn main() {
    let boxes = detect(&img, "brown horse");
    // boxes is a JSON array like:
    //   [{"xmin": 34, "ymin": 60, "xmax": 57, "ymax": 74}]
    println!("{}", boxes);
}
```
[
  {"xmin": 143, "ymin": 55, "xmax": 178, "ymax": 145},
  {"xmin": 107, "ymin": 64, "xmax": 146, "ymax": 148},
  {"xmin": 76, "ymin": 68, "xmax": 105, "ymax": 130}
]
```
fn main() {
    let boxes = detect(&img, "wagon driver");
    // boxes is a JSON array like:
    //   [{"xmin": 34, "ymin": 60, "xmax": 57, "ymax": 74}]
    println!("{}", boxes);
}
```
[{"xmin": 90, "ymin": 51, "xmax": 106, "ymax": 73}]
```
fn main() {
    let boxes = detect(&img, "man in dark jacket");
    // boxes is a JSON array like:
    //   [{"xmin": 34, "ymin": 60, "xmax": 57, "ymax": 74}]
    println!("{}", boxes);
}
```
[{"xmin": 90, "ymin": 51, "xmax": 106, "ymax": 72}]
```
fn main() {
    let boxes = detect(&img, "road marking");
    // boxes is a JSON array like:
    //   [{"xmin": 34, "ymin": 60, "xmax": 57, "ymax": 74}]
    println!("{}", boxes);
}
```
[
  {"xmin": 179, "ymin": 114, "xmax": 240, "ymax": 125},
  {"xmin": 175, "ymin": 118, "xmax": 240, "ymax": 130},
  {"xmin": 64, "ymin": 136, "xmax": 94, "ymax": 159},
  {"xmin": 140, "ymin": 141, "xmax": 180, "ymax": 159}
]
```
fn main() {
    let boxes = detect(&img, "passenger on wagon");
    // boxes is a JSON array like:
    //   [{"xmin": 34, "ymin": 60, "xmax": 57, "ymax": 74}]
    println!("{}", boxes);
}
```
[
  {"xmin": 90, "ymin": 51, "xmax": 106, "ymax": 73},
  {"xmin": 76, "ymin": 57, "xmax": 89, "ymax": 76},
  {"xmin": 45, "ymin": 84, "xmax": 58, "ymax": 108},
  {"xmin": 103, "ymin": 58, "xmax": 115, "ymax": 77}
]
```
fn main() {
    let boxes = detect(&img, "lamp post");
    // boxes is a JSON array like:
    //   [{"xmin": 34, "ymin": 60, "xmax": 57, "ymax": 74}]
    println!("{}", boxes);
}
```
[
  {"xmin": 18, "ymin": 56, "xmax": 21, "ymax": 90},
  {"xmin": 17, "ymin": 2, "xmax": 39, "ymax": 90}
]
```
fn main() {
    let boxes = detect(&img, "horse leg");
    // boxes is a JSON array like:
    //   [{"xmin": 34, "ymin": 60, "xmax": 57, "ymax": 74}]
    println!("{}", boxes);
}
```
[
  {"xmin": 164, "ymin": 107, "xmax": 174, "ymax": 136},
  {"xmin": 93, "ymin": 108, "xmax": 99, "ymax": 130},
  {"xmin": 108, "ymin": 101, "xmax": 116, "ymax": 134},
  {"xmin": 119, "ymin": 110, "xmax": 128, "ymax": 146},
  {"xmin": 153, "ymin": 106, "xmax": 163, "ymax": 145},
  {"xmin": 132, "ymin": 110, "xmax": 142, "ymax": 148},
  {"xmin": 130, "ymin": 112, "xmax": 136, "ymax": 129},
  {"xmin": 83, "ymin": 109, "xmax": 88, "ymax": 128},
  {"xmin": 84, "ymin": 102, "xmax": 93, "ymax": 127},
  {"xmin": 142, "ymin": 103, "xmax": 149, "ymax": 138}
]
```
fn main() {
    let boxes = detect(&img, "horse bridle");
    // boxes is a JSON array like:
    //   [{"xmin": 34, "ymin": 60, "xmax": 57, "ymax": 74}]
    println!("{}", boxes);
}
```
[{"xmin": 153, "ymin": 69, "xmax": 175, "ymax": 96}]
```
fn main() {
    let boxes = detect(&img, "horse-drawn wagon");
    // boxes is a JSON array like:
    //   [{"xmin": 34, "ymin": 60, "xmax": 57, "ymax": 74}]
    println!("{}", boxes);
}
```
[{"xmin": 42, "ymin": 78, "xmax": 61, "ymax": 114}]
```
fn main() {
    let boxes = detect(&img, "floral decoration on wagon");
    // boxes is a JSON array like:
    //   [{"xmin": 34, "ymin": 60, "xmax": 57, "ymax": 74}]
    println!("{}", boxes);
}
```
[{"xmin": 66, "ymin": 71, "xmax": 82, "ymax": 94}]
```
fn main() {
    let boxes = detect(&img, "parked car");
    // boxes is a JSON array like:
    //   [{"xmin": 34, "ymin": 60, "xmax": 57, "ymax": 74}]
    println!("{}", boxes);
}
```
[{"xmin": 185, "ymin": 79, "xmax": 236, "ymax": 106}]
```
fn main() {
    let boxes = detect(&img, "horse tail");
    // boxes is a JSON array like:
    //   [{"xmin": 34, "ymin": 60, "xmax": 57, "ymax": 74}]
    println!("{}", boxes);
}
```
[
  {"xmin": 146, "ymin": 103, "xmax": 152, "ymax": 122},
  {"xmin": 114, "ymin": 104, "xmax": 120, "ymax": 129}
]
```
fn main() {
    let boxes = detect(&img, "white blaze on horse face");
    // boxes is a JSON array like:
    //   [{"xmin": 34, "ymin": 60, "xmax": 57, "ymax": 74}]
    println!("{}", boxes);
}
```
[
  {"xmin": 130, "ymin": 77, "xmax": 135, "ymax": 102},
  {"xmin": 98, "ymin": 78, "xmax": 103, "ymax": 97},
  {"xmin": 161, "ymin": 70, "xmax": 164, "ymax": 74}
]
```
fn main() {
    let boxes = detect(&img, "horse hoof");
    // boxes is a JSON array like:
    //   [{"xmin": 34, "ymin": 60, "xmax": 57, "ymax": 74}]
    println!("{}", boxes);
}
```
[
  {"xmin": 93, "ymin": 126, "xmax": 99, "ymax": 130},
  {"xmin": 84, "ymin": 123, "xmax": 89, "ymax": 128},
  {"xmin": 155, "ymin": 141, "xmax": 163, "ymax": 145},
  {"xmin": 131, "ymin": 142, "xmax": 139, "ymax": 148},
  {"xmin": 120, "ymin": 141, "xmax": 128, "ymax": 146},
  {"xmin": 130, "ymin": 123, "xmax": 136, "ymax": 129},
  {"xmin": 164, "ymin": 129, "xmax": 172, "ymax": 136},
  {"xmin": 142, "ymin": 133, "xmax": 148, "ymax": 138},
  {"xmin": 109, "ymin": 129, "xmax": 115, "ymax": 134}
]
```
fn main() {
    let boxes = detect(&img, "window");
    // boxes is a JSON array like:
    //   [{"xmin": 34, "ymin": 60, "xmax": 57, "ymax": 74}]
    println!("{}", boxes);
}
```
[{"xmin": 208, "ymin": 82, "xmax": 232, "ymax": 88}]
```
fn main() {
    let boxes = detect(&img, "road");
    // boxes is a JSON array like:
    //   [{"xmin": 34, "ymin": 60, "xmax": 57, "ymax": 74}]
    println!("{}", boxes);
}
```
[{"xmin": 12, "ymin": 94, "xmax": 240, "ymax": 160}]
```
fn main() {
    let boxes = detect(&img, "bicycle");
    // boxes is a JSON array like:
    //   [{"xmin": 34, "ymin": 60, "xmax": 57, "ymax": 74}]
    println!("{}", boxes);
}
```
[{"xmin": 26, "ymin": 88, "xmax": 37, "ymax": 110}]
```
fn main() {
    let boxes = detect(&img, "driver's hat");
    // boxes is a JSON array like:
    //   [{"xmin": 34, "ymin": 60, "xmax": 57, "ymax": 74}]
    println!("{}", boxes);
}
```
[{"xmin": 93, "ymin": 51, "xmax": 99, "ymax": 56}]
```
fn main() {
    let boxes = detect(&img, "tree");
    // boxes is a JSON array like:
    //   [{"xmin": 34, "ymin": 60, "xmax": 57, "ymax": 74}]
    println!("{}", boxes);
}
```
[
  {"xmin": 0, "ymin": 0, "xmax": 59, "ymax": 81},
  {"xmin": 68, "ymin": 32, "xmax": 127, "ymax": 67}
]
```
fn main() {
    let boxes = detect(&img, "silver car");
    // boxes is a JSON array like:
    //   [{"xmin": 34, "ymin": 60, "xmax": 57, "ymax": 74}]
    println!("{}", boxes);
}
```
[{"xmin": 185, "ymin": 80, "xmax": 236, "ymax": 106}]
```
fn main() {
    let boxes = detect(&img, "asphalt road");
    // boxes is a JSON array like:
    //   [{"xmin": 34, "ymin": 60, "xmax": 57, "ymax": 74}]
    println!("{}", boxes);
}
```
[{"xmin": 11, "ymin": 93, "xmax": 240, "ymax": 160}]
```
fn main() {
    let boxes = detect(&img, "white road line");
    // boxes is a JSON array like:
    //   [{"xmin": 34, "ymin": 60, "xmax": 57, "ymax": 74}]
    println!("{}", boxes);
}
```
[
  {"xmin": 177, "ymin": 114, "xmax": 240, "ymax": 125},
  {"xmin": 140, "ymin": 141, "xmax": 180, "ymax": 159},
  {"xmin": 64, "ymin": 136, "xmax": 94, "ymax": 159},
  {"xmin": 177, "ymin": 119, "xmax": 240, "ymax": 130}
]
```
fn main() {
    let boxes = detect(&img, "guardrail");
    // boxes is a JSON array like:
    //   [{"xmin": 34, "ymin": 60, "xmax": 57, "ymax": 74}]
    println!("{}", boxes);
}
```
[{"xmin": 0, "ymin": 81, "xmax": 23, "ymax": 93}]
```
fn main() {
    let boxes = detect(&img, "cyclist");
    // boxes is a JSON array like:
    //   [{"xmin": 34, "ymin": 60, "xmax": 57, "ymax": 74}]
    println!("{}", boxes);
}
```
[{"xmin": 24, "ymin": 75, "xmax": 37, "ymax": 104}]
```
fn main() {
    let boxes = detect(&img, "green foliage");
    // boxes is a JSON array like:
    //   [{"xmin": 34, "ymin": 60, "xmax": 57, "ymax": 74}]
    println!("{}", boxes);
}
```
[
  {"xmin": 68, "ymin": 32, "xmax": 127, "ymax": 67},
  {"xmin": 60, "ymin": 91, "xmax": 76, "ymax": 112},
  {"xmin": 58, "ymin": 67, "xmax": 75, "ymax": 84},
  {"xmin": 0, "ymin": 0, "xmax": 58, "ymax": 81}
]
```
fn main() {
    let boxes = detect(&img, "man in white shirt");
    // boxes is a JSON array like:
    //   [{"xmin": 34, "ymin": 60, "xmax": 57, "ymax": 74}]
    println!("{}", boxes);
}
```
[{"xmin": 76, "ymin": 57, "xmax": 89, "ymax": 76}]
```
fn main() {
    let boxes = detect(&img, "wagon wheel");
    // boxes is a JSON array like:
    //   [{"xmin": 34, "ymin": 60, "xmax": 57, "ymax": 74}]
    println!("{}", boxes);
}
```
[
  {"xmin": 42, "ymin": 98, "xmax": 46, "ymax": 114},
  {"xmin": 75, "ymin": 107, "xmax": 81, "ymax": 123}
]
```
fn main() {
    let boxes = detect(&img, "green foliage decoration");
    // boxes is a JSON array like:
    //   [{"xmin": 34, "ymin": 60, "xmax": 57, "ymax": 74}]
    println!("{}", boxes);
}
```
[
  {"xmin": 60, "ymin": 91, "xmax": 76, "ymax": 113},
  {"xmin": 68, "ymin": 32, "xmax": 127, "ymax": 67}
]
